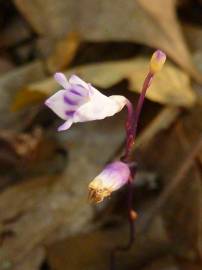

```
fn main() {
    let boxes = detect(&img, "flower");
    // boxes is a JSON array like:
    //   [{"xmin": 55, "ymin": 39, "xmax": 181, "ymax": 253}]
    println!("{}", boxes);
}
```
[
  {"xmin": 45, "ymin": 73, "xmax": 127, "ymax": 131},
  {"xmin": 150, "ymin": 50, "xmax": 166, "ymax": 74},
  {"xmin": 88, "ymin": 161, "xmax": 130, "ymax": 203}
]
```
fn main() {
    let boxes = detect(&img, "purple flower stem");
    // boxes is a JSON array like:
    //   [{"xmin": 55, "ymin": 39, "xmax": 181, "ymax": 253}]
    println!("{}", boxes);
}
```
[
  {"xmin": 132, "ymin": 71, "xmax": 154, "ymax": 142},
  {"xmin": 121, "ymin": 99, "xmax": 134, "ymax": 162},
  {"xmin": 110, "ymin": 168, "xmax": 136, "ymax": 270},
  {"xmin": 110, "ymin": 71, "xmax": 154, "ymax": 270},
  {"xmin": 121, "ymin": 71, "xmax": 153, "ymax": 162}
]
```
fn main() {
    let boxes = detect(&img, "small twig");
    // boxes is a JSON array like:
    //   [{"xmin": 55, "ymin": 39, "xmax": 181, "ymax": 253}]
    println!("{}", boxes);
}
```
[{"xmin": 140, "ymin": 134, "xmax": 202, "ymax": 233}]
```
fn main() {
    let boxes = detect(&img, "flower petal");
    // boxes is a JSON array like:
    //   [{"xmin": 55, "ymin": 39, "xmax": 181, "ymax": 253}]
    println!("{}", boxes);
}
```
[
  {"xmin": 88, "ymin": 161, "xmax": 130, "ymax": 203},
  {"xmin": 69, "ymin": 84, "xmax": 90, "ymax": 98},
  {"xmin": 58, "ymin": 119, "xmax": 73, "ymax": 131},
  {"xmin": 54, "ymin": 73, "xmax": 69, "ymax": 89},
  {"xmin": 74, "ymin": 87, "xmax": 127, "ymax": 123},
  {"xmin": 45, "ymin": 90, "xmax": 68, "ymax": 120},
  {"xmin": 69, "ymin": 75, "xmax": 89, "ymax": 89},
  {"xmin": 99, "ymin": 161, "xmax": 130, "ymax": 190}
]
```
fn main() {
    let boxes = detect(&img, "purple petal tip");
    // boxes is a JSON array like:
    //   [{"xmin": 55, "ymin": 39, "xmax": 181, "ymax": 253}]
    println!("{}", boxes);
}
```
[
  {"xmin": 44, "ymin": 100, "xmax": 49, "ymax": 106},
  {"xmin": 54, "ymin": 72, "xmax": 68, "ymax": 89},
  {"xmin": 155, "ymin": 50, "xmax": 166, "ymax": 60}
]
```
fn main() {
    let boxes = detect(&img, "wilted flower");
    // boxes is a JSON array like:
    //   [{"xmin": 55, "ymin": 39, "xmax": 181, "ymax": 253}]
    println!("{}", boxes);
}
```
[
  {"xmin": 45, "ymin": 73, "xmax": 127, "ymax": 131},
  {"xmin": 88, "ymin": 161, "xmax": 130, "ymax": 203}
]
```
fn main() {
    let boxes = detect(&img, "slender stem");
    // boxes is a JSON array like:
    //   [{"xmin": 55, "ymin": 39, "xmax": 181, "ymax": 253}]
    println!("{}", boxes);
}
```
[
  {"xmin": 122, "ymin": 71, "xmax": 154, "ymax": 162},
  {"xmin": 110, "ymin": 71, "xmax": 154, "ymax": 270},
  {"xmin": 132, "ymin": 72, "xmax": 154, "ymax": 140},
  {"xmin": 127, "ymin": 171, "xmax": 136, "ymax": 244},
  {"xmin": 122, "ymin": 99, "xmax": 135, "ymax": 162},
  {"xmin": 110, "ymin": 168, "xmax": 136, "ymax": 270}
]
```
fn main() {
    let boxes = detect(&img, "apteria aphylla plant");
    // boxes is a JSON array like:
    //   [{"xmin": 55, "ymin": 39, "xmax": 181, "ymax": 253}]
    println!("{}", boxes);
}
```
[{"xmin": 45, "ymin": 50, "xmax": 166, "ymax": 269}]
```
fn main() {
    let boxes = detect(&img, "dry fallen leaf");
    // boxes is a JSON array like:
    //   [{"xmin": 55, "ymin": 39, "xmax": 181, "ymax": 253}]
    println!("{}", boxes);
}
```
[
  {"xmin": 11, "ymin": 88, "xmax": 47, "ymax": 112},
  {"xmin": 136, "ymin": 0, "xmax": 202, "ymax": 83},
  {"xmin": 12, "ymin": 57, "xmax": 196, "ymax": 111},
  {"xmin": 163, "ymin": 167, "xmax": 202, "ymax": 260},
  {"xmin": 47, "ymin": 217, "xmax": 171, "ymax": 270},
  {"xmin": 141, "ymin": 257, "xmax": 180, "ymax": 270},
  {"xmin": 182, "ymin": 24, "xmax": 202, "ymax": 53},
  {"xmin": 0, "ymin": 61, "xmax": 45, "ymax": 129},
  {"xmin": 14, "ymin": 0, "xmax": 201, "ymax": 82},
  {"xmin": 138, "ymin": 104, "xmax": 202, "ymax": 261},
  {"xmin": 0, "ymin": 58, "xmax": 14, "ymax": 75},
  {"xmin": 0, "ymin": 111, "xmax": 124, "ymax": 268},
  {"xmin": 0, "ymin": 128, "xmax": 42, "ymax": 157},
  {"xmin": 134, "ymin": 107, "xmax": 180, "ymax": 151},
  {"xmin": 46, "ymin": 33, "xmax": 80, "ymax": 73}
]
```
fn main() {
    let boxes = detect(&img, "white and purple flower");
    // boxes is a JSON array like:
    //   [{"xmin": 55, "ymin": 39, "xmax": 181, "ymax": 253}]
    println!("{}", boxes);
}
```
[
  {"xmin": 45, "ymin": 73, "xmax": 127, "ymax": 131},
  {"xmin": 88, "ymin": 161, "xmax": 130, "ymax": 203}
]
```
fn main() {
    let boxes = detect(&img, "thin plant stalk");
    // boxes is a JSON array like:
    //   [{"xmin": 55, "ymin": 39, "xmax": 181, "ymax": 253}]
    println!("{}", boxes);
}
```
[{"xmin": 110, "ymin": 71, "xmax": 155, "ymax": 269}]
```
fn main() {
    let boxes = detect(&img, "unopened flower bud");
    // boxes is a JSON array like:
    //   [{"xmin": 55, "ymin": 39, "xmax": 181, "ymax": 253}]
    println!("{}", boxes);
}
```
[
  {"xmin": 88, "ymin": 161, "xmax": 130, "ymax": 203},
  {"xmin": 150, "ymin": 50, "xmax": 166, "ymax": 74}
]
